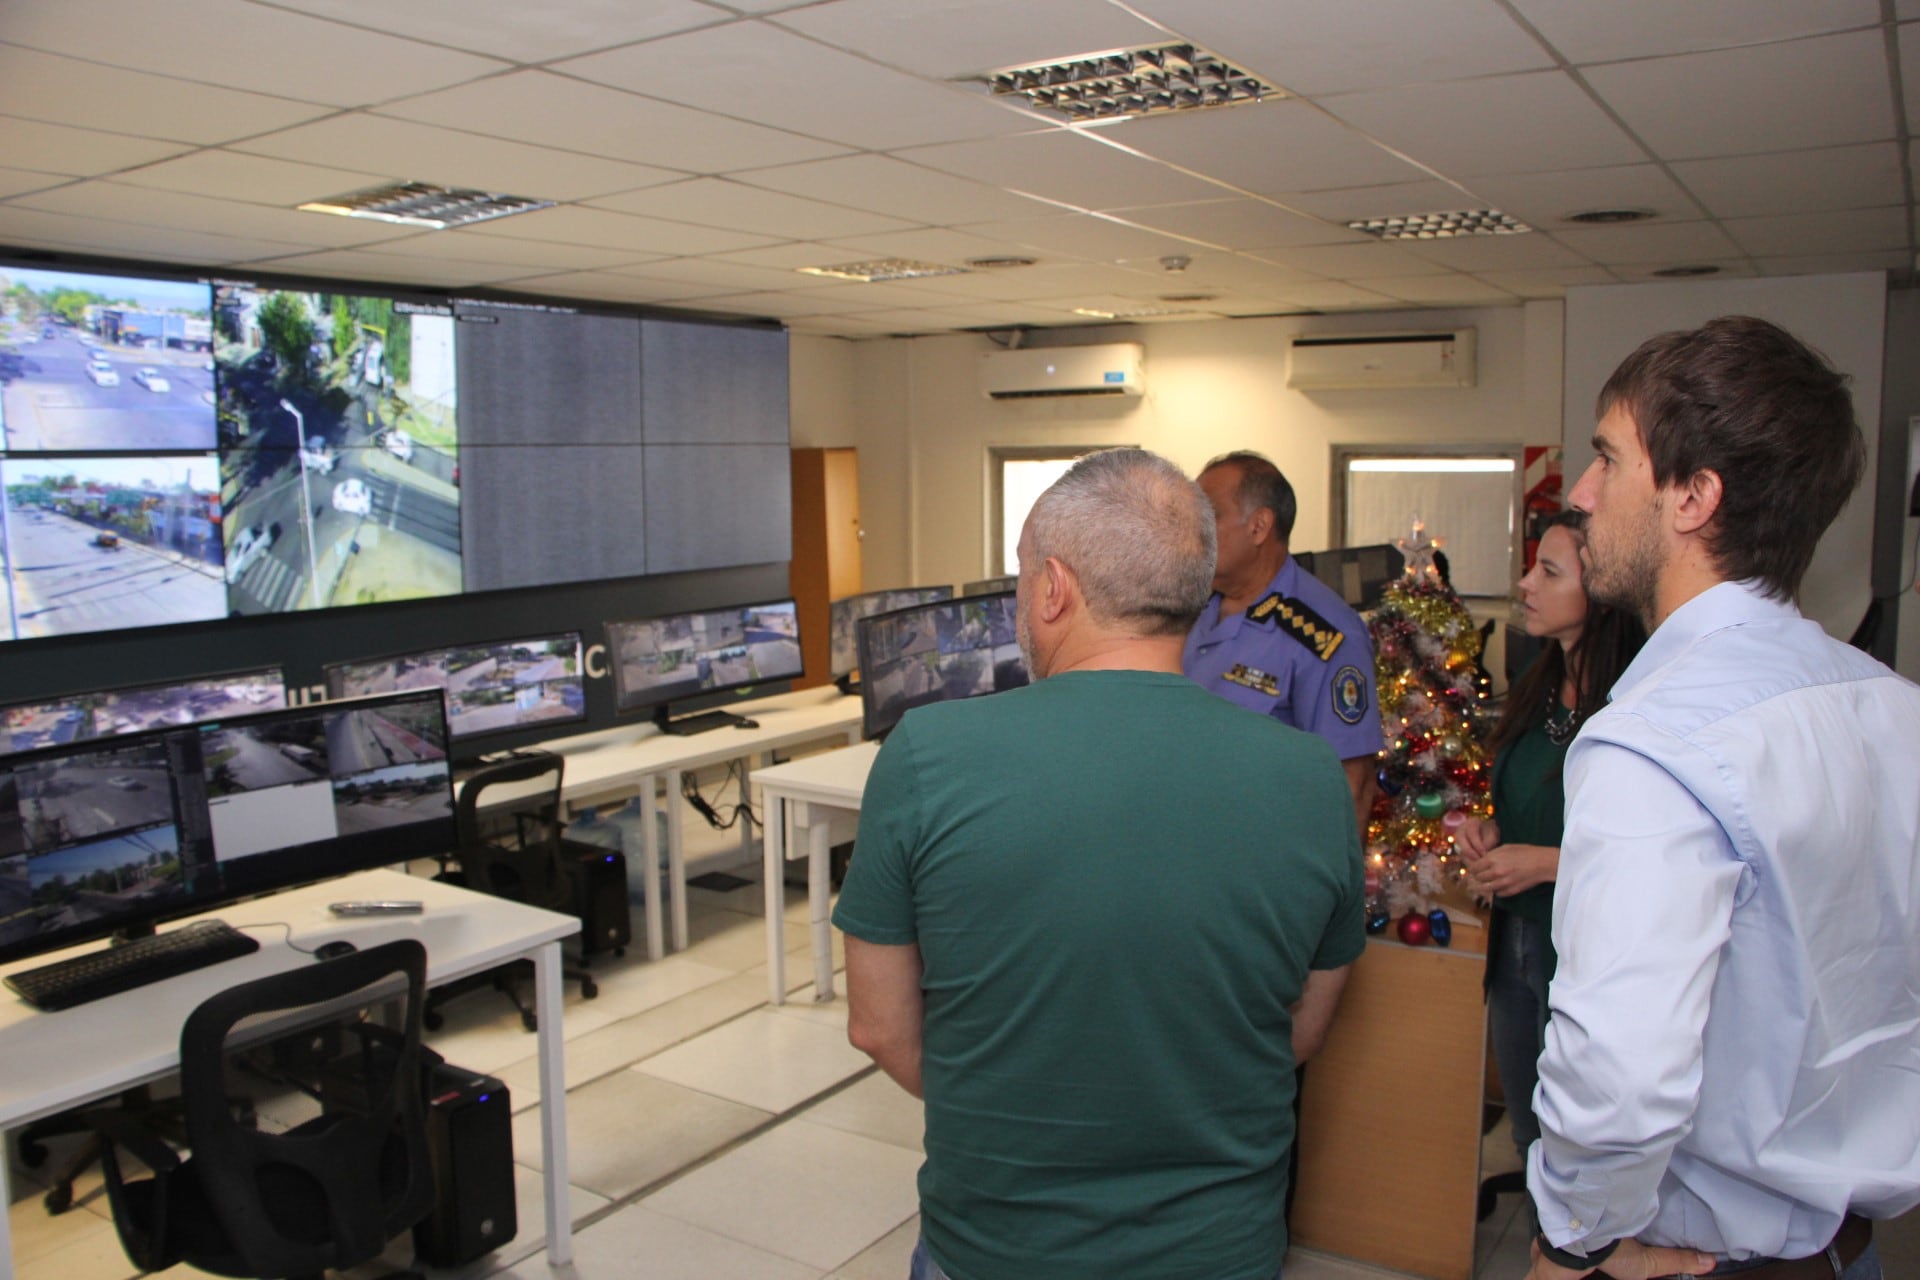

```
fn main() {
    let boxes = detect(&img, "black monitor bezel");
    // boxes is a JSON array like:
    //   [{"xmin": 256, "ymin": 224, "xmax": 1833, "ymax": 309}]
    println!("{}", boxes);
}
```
[
  {"xmin": 604, "ymin": 596, "xmax": 804, "ymax": 717},
  {"xmin": 0, "ymin": 686, "xmax": 456, "ymax": 969},
  {"xmin": 960, "ymin": 576, "xmax": 1018, "ymax": 597},
  {"xmin": 854, "ymin": 590, "xmax": 1024, "ymax": 742},
  {"xmin": 827, "ymin": 585, "xmax": 956, "ymax": 680},
  {"xmin": 0, "ymin": 665, "xmax": 289, "ymax": 758},
  {"xmin": 320, "ymin": 629, "xmax": 587, "ymax": 746}
]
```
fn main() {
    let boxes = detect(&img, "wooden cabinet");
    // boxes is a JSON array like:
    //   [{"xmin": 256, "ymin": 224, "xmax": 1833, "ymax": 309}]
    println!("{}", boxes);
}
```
[{"xmin": 790, "ymin": 447, "xmax": 862, "ymax": 690}]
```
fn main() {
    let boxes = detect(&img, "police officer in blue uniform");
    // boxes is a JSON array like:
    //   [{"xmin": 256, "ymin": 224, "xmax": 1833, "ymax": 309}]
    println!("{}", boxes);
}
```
[{"xmin": 1184, "ymin": 451, "xmax": 1382, "ymax": 827}]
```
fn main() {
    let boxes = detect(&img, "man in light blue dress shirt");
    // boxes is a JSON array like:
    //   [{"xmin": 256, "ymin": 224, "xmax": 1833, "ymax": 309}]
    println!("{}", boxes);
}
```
[{"xmin": 1527, "ymin": 316, "xmax": 1920, "ymax": 1280}]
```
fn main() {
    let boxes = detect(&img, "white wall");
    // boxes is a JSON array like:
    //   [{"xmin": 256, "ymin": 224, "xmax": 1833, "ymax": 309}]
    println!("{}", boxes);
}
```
[
  {"xmin": 1561, "ymin": 273, "xmax": 1887, "ymax": 639},
  {"xmin": 804, "ymin": 303, "xmax": 1566, "ymax": 592}
]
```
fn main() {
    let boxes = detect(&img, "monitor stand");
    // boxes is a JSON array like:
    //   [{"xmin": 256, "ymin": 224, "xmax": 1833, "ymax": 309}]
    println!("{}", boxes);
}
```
[{"xmin": 654, "ymin": 704, "xmax": 748, "ymax": 736}]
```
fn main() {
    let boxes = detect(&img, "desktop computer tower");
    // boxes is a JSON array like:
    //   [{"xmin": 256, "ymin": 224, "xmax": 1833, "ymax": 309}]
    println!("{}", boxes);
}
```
[
  {"xmin": 414, "ymin": 1062, "xmax": 516, "ymax": 1267},
  {"xmin": 564, "ymin": 840, "xmax": 632, "ymax": 960}
]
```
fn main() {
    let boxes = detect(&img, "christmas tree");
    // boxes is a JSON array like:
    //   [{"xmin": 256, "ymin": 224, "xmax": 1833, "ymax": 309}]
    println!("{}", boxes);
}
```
[{"xmin": 1364, "ymin": 519, "xmax": 1493, "ymax": 942}]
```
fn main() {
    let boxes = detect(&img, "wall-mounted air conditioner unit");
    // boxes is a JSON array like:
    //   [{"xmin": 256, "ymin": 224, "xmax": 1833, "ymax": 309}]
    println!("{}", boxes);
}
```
[
  {"xmin": 980, "ymin": 343, "xmax": 1145, "ymax": 399},
  {"xmin": 1286, "ymin": 330, "xmax": 1475, "ymax": 390}
]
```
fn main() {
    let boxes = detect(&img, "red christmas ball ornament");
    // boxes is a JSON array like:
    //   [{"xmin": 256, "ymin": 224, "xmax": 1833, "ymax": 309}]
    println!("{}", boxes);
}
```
[{"xmin": 1397, "ymin": 912, "xmax": 1433, "ymax": 946}]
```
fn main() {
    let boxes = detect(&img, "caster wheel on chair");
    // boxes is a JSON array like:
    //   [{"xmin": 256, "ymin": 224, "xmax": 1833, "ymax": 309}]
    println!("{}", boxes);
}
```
[
  {"xmin": 44, "ymin": 1184, "xmax": 73, "ymax": 1215},
  {"xmin": 423, "ymin": 1010, "xmax": 443, "ymax": 1031},
  {"xmin": 581, "ymin": 977, "xmax": 599, "ymax": 1000},
  {"xmin": 521, "ymin": 1010, "xmax": 539, "ymax": 1033}
]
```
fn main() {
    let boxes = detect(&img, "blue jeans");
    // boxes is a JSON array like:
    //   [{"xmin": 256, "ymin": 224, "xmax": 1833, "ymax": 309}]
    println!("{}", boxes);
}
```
[
  {"xmin": 1704, "ymin": 1241, "xmax": 1880, "ymax": 1279},
  {"xmin": 909, "ymin": 1236, "xmax": 1285, "ymax": 1280},
  {"xmin": 1488, "ymin": 910, "xmax": 1551, "ymax": 1162}
]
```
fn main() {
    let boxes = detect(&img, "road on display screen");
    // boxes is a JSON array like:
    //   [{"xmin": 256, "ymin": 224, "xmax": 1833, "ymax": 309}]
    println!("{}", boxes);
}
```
[{"xmin": 1, "ymin": 325, "xmax": 214, "ymax": 453}]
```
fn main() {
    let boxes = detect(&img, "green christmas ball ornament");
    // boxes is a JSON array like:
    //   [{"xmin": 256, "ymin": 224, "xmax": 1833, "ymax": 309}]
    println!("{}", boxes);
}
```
[{"xmin": 1414, "ymin": 792, "xmax": 1447, "ymax": 819}]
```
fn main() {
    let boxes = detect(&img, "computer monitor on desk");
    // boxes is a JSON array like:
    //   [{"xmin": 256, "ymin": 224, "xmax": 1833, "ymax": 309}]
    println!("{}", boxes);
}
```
[
  {"xmin": 828, "ymin": 586, "xmax": 954, "ymax": 690},
  {"xmin": 856, "ymin": 591, "xmax": 1028, "ymax": 741},
  {"xmin": 605, "ymin": 599, "xmax": 803, "ymax": 736},
  {"xmin": 0, "ymin": 688, "xmax": 456, "ymax": 975},
  {"xmin": 0, "ymin": 667, "xmax": 287, "ymax": 757},
  {"xmin": 324, "ymin": 631, "xmax": 586, "ymax": 759}
]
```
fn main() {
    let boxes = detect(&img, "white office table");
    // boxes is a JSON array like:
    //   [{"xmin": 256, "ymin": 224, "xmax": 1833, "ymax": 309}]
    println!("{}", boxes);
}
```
[
  {"xmin": 0, "ymin": 869, "xmax": 581, "ymax": 1276},
  {"xmin": 477, "ymin": 688, "xmax": 862, "ymax": 963},
  {"xmin": 753, "ymin": 740, "xmax": 880, "ymax": 1005}
]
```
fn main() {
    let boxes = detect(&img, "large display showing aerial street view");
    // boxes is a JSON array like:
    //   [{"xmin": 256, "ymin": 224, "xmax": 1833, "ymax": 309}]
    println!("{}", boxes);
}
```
[
  {"xmin": 215, "ymin": 286, "xmax": 461, "ymax": 614},
  {"xmin": 328, "ymin": 633, "xmax": 585, "ymax": 741}
]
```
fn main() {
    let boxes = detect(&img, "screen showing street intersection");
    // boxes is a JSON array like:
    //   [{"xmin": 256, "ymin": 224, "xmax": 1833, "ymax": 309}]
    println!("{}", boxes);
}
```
[
  {"xmin": 213, "ymin": 284, "xmax": 461, "ymax": 616},
  {"xmin": 0, "ymin": 667, "xmax": 286, "ymax": 757},
  {"xmin": 324, "ymin": 631, "xmax": 585, "ymax": 742},
  {"xmin": 606, "ymin": 599, "xmax": 802, "ymax": 714},
  {"xmin": 857, "ymin": 591, "xmax": 1029, "ymax": 741},
  {"xmin": 0, "ymin": 687, "xmax": 454, "ymax": 965}
]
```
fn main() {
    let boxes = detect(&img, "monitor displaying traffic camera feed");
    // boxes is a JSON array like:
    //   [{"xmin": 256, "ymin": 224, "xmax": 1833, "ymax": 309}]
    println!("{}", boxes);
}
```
[
  {"xmin": 856, "ymin": 591, "xmax": 1028, "ymax": 741},
  {"xmin": 0, "ymin": 687, "xmax": 454, "ymax": 968},
  {"xmin": 0, "ymin": 667, "xmax": 287, "ymax": 757},
  {"xmin": 828, "ymin": 586, "xmax": 954, "ymax": 681},
  {"xmin": 961, "ymin": 576, "xmax": 1017, "ymax": 597},
  {"xmin": 213, "ymin": 284, "xmax": 461, "ymax": 615},
  {"xmin": 606, "ymin": 599, "xmax": 802, "ymax": 721},
  {"xmin": 324, "ymin": 631, "xmax": 585, "ymax": 742}
]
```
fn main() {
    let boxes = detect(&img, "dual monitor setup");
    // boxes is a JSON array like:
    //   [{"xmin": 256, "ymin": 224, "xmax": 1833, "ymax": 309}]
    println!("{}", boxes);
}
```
[{"xmin": 830, "ymin": 580, "xmax": 1029, "ymax": 742}]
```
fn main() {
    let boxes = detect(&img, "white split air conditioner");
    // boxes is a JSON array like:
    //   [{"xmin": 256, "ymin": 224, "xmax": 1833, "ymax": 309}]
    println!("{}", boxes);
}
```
[
  {"xmin": 980, "ymin": 343, "xmax": 1145, "ymax": 400},
  {"xmin": 1286, "ymin": 330, "xmax": 1476, "ymax": 390}
]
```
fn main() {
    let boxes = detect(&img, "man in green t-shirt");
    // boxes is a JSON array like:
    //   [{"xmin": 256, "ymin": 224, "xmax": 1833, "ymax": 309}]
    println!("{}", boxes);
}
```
[{"xmin": 834, "ymin": 448, "xmax": 1365, "ymax": 1280}]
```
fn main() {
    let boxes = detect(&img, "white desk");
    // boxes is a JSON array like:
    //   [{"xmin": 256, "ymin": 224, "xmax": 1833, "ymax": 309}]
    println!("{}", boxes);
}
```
[
  {"xmin": 0, "ymin": 869, "xmax": 581, "ymax": 1275},
  {"xmin": 753, "ymin": 741, "xmax": 879, "ymax": 1005},
  {"xmin": 477, "ymin": 688, "xmax": 862, "ymax": 963}
]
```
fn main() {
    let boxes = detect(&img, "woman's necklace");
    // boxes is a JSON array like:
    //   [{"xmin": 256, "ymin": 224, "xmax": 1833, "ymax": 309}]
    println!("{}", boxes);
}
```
[{"xmin": 1544, "ymin": 700, "xmax": 1581, "ymax": 746}]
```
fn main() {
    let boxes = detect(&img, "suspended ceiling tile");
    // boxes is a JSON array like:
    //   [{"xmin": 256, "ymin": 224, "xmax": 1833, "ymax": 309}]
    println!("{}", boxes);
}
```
[
  {"xmin": 1132, "ymin": 0, "xmax": 1551, "ymax": 96},
  {"xmin": 608, "ymin": 258, "xmax": 822, "ymax": 294},
  {"xmin": 1550, "ymin": 219, "xmax": 1745, "ymax": 264},
  {"xmin": 1245, "ymin": 241, "xmax": 1453, "ymax": 278},
  {"xmin": 0, "ymin": 117, "xmax": 197, "ymax": 179},
  {"xmin": 488, "ymin": 271, "xmax": 747, "ymax": 307},
  {"xmin": 239, "ymin": 248, "xmax": 538, "ymax": 288},
  {"xmin": 585, "ymin": 179, "xmax": 917, "ymax": 241},
  {"xmin": 813, "ymin": 226, "xmax": 1042, "ymax": 266},
  {"xmin": 669, "ymin": 289, "xmax": 881, "ymax": 317},
  {"xmin": 1671, "ymin": 142, "xmax": 1907, "ymax": 218},
  {"xmin": 11, "ymin": 181, "xmax": 419, "ymax": 249},
  {"xmin": 357, "ymin": 232, "xmax": 651, "ymax": 272},
  {"xmin": 1401, "ymin": 231, "xmax": 1593, "ymax": 270},
  {"xmin": 0, "ymin": 206, "xmax": 314, "ymax": 265},
  {"xmin": 1362, "ymin": 274, "xmax": 1519, "ymax": 305},
  {"xmin": 1106, "ymin": 250, "xmax": 1319, "ymax": 291},
  {"xmin": 1756, "ymin": 249, "xmax": 1912, "ymax": 276},
  {"xmin": 1583, "ymin": 31, "xmax": 1894, "ymax": 160},
  {"xmin": 534, "ymin": 272, "xmax": 738, "ymax": 303},
  {"xmin": 907, "ymin": 262, "xmax": 1162, "ymax": 301},
  {"xmin": 919, "ymin": 300, "xmax": 1116, "ymax": 328},
  {"xmin": 271, "ymin": 0, "xmax": 732, "ymax": 64},
  {"xmin": 555, "ymin": 22, "xmax": 1032, "ymax": 152},
  {"xmin": 1272, "ymin": 181, "xmax": 1479, "ymax": 224},
  {"xmin": 735, "ymin": 154, "xmax": 1060, "ymax": 226},
  {"xmin": 837, "ymin": 307, "xmax": 977, "ymax": 331},
  {"xmin": 1272, "ymin": 281, "xmax": 1399, "ymax": 308},
  {"xmin": 2, "ymin": 0, "xmax": 507, "ymax": 106},
  {"xmin": 375, "ymin": 70, "xmax": 848, "ymax": 173},
  {"xmin": 1117, "ymin": 98, "xmax": 1429, "ymax": 194},
  {"xmin": 0, "ymin": 168, "xmax": 71, "ymax": 201},
  {"xmin": 1722, "ymin": 206, "xmax": 1910, "ymax": 258},
  {"xmin": 1474, "ymin": 265, "xmax": 1622, "ymax": 297},
  {"xmin": 1323, "ymin": 71, "xmax": 1643, "ymax": 178},
  {"xmin": 229, "ymin": 115, "xmax": 687, "ymax": 203},
  {"xmin": 447, "ymin": 206, "xmax": 781, "ymax": 257},
  {"xmin": 1510, "ymin": 0, "xmax": 1882, "ymax": 64},
  {"xmin": 768, "ymin": 0, "xmax": 1168, "ymax": 80},
  {"xmin": 0, "ymin": 48, "xmax": 333, "ymax": 145},
  {"xmin": 1105, "ymin": 199, "xmax": 1357, "ymax": 250},
  {"xmin": 894, "ymin": 131, "xmax": 1227, "ymax": 212},
  {"xmin": 1463, "ymin": 165, "xmax": 1702, "ymax": 228},
  {"xmin": 957, "ymin": 212, "xmax": 1213, "ymax": 260},
  {"xmin": 111, "ymin": 152, "xmax": 392, "ymax": 206},
  {"xmin": 1602, "ymin": 261, "xmax": 1757, "ymax": 282},
  {"xmin": 786, "ymin": 280, "xmax": 984, "ymax": 308},
  {"xmin": 1902, "ymin": 2, "xmax": 1919, "ymax": 19},
  {"xmin": 709, "ymin": 242, "xmax": 864, "ymax": 269}
]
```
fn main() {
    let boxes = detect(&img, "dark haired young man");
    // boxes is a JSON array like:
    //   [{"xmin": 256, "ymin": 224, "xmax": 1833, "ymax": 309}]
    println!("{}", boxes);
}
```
[{"xmin": 1528, "ymin": 316, "xmax": 1920, "ymax": 1280}]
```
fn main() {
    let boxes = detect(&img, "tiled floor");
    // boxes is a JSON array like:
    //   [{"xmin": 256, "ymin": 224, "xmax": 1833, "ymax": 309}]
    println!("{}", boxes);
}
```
[{"xmin": 10, "ymin": 793, "xmax": 1919, "ymax": 1280}]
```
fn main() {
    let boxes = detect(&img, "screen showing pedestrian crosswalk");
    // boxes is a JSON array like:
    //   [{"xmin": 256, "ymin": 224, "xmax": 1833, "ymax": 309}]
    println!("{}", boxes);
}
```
[{"xmin": 324, "ymin": 631, "xmax": 585, "ymax": 742}]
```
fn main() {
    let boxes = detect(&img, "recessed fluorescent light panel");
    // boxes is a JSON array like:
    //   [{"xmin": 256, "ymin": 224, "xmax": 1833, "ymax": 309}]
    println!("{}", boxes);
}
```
[
  {"xmin": 1072, "ymin": 305, "xmax": 1195, "ymax": 320},
  {"xmin": 797, "ymin": 259, "xmax": 969, "ymax": 283},
  {"xmin": 1347, "ymin": 210, "xmax": 1530, "ymax": 240},
  {"xmin": 987, "ymin": 43, "xmax": 1279, "ymax": 121},
  {"xmin": 298, "ymin": 181, "xmax": 554, "ymax": 229}
]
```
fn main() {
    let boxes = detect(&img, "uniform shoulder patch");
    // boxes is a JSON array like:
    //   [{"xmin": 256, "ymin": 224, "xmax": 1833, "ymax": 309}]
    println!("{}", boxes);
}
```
[
  {"xmin": 1246, "ymin": 592, "xmax": 1346, "ymax": 662},
  {"xmin": 1332, "ymin": 664, "xmax": 1369, "ymax": 724}
]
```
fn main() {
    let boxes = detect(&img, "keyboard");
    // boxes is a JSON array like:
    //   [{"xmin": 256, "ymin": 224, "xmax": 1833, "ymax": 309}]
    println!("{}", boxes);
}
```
[{"xmin": 4, "ymin": 919, "xmax": 262, "ymax": 1012}]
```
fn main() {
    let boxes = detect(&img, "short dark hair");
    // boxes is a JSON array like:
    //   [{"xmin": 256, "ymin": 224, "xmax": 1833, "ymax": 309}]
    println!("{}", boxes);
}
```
[
  {"xmin": 1596, "ymin": 315, "xmax": 1864, "ymax": 601},
  {"xmin": 1201, "ymin": 450, "xmax": 1297, "ymax": 541}
]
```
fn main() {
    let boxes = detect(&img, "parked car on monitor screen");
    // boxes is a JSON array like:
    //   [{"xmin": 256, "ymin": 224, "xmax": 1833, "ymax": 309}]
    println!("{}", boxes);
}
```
[
  {"xmin": 299, "ymin": 436, "xmax": 337, "ymax": 474},
  {"xmin": 332, "ymin": 478, "xmax": 372, "ymax": 517},
  {"xmin": 134, "ymin": 367, "xmax": 170, "ymax": 393},
  {"xmin": 87, "ymin": 362, "xmax": 119, "ymax": 387},
  {"xmin": 92, "ymin": 531, "xmax": 121, "ymax": 549},
  {"xmin": 226, "ymin": 524, "xmax": 274, "ymax": 584},
  {"xmin": 380, "ymin": 429, "xmax": 413, "ymax": 463}
]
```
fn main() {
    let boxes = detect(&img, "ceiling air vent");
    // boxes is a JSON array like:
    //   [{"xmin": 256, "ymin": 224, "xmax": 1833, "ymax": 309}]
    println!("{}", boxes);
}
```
[
  {"xmin": 796, "ymin": 259, "xmax": 968, "ymax": 282},
  {"xmin": 1347, "ymin": 210, "xmax": 1529, "ymax": 240},
  {"xmin": 1565, "ymin": 208, "xmax": 1656, "ymax": 224}
]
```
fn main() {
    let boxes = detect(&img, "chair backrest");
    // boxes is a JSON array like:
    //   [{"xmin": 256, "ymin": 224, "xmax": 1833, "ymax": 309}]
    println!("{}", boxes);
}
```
[
  {"xmin": 453, "ymin": 751, "xmax": 571, "ymax": 910},
  {"xmin": 178, "ymin": 939, "xmax": 434, "ymax": 1275}
]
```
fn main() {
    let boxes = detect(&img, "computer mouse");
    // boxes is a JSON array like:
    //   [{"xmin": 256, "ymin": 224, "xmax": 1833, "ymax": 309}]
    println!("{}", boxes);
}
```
[
  {"xmin": 314, "ymin": 940, "xmax": 359, "ymax": 961},
  {"xmin": 734, "ymin": 718, "xmax": 760, "ymax": 729}
]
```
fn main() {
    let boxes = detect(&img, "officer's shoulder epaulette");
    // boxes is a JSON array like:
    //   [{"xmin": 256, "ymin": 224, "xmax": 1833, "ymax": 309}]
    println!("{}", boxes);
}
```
[{"xmin": 1246, "ymin": 592, "xmax": 1345, "ymax": 662}]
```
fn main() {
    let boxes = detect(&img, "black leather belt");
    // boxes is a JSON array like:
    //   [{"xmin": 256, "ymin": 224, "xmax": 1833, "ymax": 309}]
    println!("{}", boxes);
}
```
[{"xmin": 1703, "ymin": 1214, "xmax": 1871, "ymax": 1280}]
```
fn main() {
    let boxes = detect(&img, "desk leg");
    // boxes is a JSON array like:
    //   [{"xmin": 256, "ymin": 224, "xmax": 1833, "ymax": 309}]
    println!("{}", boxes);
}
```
[
  {"xmin": 808, "ymin": 812, "xmax": 835, "ymax": 1002},
  {"xmin": 532, "ymin": 940, "xmax": 573, "ymax": 1266},
  {"xmin": 638, "ymin": 778, "xmax": 664, "ymax": 962},
  {"xmin": 0, "ymin": 1151, "xmax": 13, "ymax": 1277},
  {"xmin": 665, "ymin": 768, "xmax": 688, "ymax": 952},
  {"xmin": 763, "ymin": 792, "xmax": 788, "ymax": 1005}
]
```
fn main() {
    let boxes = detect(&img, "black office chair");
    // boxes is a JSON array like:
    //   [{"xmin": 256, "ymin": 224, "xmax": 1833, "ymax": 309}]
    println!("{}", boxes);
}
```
[
  {"xmin": 90, "ymin": 939, "xmax": 436, "ymax": 1277},
  {"xmin": 426, "ymin": 751, "xmax": 598, "ymax": 1032}
]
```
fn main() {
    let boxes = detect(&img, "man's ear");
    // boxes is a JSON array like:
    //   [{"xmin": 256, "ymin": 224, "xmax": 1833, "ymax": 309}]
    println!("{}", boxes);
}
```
[
  {"xmin": 1671, "ymin": 468, "xmax": 1724, "ymax": 536},
  {"xmin": 1246, "ymin": 505, "xmax": 1275, "ymax": 546},
  {"xmin": 1040, "ymin": 556, "xmax": 1076, "ymax": 623}
]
